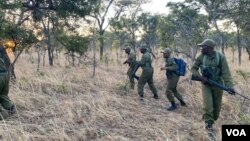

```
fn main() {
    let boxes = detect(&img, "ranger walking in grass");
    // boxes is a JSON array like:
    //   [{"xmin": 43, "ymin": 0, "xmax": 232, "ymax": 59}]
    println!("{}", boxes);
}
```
[
  {"xmin": 160, "ymin": 48, "xmax": 186, "ymax": 111},
  {"xmin": 0, "ymin": 44, "xmax": 16, "ymax": 117},
  {"xmin": 123, "ymin": 47, "xmax": 137, "ymax": 89},
  {"xmin": 191, "ymin": 39, "xmax": 235, "ymax": 131},
  {"xmin": 137, "ymin": 44, "xmax": 158, "ymax": 100}
]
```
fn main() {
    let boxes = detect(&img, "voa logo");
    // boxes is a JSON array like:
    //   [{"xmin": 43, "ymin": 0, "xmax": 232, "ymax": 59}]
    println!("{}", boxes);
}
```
[{"xmin": 226, "ymin": 129, "xmax": 246, "ymax": 136}]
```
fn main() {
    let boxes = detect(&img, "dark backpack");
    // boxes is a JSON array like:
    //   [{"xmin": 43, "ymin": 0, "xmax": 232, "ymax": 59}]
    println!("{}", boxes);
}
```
[{"xmin": 174, "ymin": 58, "xmax": 186, "ymax": 76}]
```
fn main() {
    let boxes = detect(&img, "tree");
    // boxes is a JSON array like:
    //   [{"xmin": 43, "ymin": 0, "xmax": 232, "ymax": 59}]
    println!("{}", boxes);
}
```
[
  {"xmin": 110, "ymin": 0, "xmax": 149, "ymax": 53},
  {"xmin": 20, "ymin": 0, "xmax": 97, "ymax": 66},
  {"xmin": 0, "ymin": 1, "xmax": 38, "ymax": 79},
  {"xmin": 165, "ymin": 2, "xmax": 209, "ymax": 60},
  {"xmin": 226, "ymin": 0, "xmax": 250, "ymax": 63},
  {"xmin": 138, "ymin": 13, "xmax": 159, "ymax": 52},
  {"xmin": 57, "ymin": 31, "xmax": 89, "ymax": 66},
  {"xmin": 186, "ymin": 0, "xmax": 229, "ymax": 54},
  {"xmin": 89, "ymin": 0, "xmax": 131, "ymax": 60}
]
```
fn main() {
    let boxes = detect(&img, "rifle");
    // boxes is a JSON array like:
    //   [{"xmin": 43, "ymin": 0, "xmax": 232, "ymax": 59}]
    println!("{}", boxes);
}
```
[
  {"xmin": 191, "ymin": 75, "xmax": 250, "ymax": 100},
  {"xmin": 131, "ymin": 64, "xmax": 140, "ymax": 80}
]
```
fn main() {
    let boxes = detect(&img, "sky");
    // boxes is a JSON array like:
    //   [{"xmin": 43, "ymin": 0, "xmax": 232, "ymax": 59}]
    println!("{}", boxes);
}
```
[{"xmin": 141, "ymin": 0, "xmax": 185, "ymax": 15}]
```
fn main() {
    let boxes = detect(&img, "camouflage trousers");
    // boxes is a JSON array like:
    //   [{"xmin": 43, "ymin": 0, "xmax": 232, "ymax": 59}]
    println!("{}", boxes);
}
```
[
  {"xmin": 166, "ymin": 76, "xmax": 184, "ymax": 103},
  {"xmin": 0, "ymin": 73, "xmax": 13, "ymax": 110},
  {"xmin": 202, "ymin": 84, "xmax": 223, "ymax": 124},
  {"xmin": 138, "ymin": 68, "xmax": 157, "ymax": 97}
]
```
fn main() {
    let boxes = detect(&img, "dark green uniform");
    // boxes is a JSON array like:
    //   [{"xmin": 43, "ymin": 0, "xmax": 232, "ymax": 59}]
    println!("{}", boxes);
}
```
[
  {"xmin": 126, "ymin": 51, "xmax": 137, "ymax": 89},
  {"xmin": 0, "ymin": 47, "xmax": 14, "ymax": 112},
  {"xmin": 137, "ymin": 52, "xmax": 158, "ymax": 98},
  {"xmin": 191, "ymin": 51, "xmax": 234, "ymax": 124},
  {"xmin": 164, "ymin": 58, "xmax": 185, "ymax": 104}
]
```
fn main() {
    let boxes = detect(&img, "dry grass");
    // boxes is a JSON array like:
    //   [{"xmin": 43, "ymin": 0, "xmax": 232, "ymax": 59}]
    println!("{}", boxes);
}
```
[{"xmin": 0, "ymin": 49, "xmax": 249, "ymax": 141}]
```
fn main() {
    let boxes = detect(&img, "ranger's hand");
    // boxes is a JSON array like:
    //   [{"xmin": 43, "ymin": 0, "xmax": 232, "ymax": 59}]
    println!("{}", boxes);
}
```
[
  {"xmin": 228, "ymin": 88, "xmax": 236, "ymax": 95},
  {"xmin": 199, "ymin": 76, "xmax": 208, "ymax": 83},
  {"xmin": 160, "ymin": 67, "xmax": 167, "ymax": 71}
]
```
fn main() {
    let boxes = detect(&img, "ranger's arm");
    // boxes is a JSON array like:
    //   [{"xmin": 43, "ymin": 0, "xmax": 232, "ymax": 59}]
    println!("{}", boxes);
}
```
[
  {"xmin": 220, "ymin": 55, "xmax": 234, "ymax": 88},
  {"xmin": 167, "ymin": 58, "xmax": 178, "ymax": 71},
  {"xmin": 191, "ymin": 55, "xmax": 203, "ymax": 78}
]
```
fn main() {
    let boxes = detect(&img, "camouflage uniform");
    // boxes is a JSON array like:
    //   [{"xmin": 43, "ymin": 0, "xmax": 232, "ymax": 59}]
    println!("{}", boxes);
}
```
[
  {"xmin": 161, "ymin": 48, "xmax": 186, "ymax": 111},
  {"xmin": 137, "ymin": 46, "xmax": 158, "ymax": 99},
  {"xmin": 191, "ymin": 39, "xmax": 234, "ymax": 129},
  {"xmin": 126, "ymin": 50, "xmax": 137, "ymax": 89},
  {"xmin": 0, "ymin": 46, "xmax": 15, "ymax": 113}
]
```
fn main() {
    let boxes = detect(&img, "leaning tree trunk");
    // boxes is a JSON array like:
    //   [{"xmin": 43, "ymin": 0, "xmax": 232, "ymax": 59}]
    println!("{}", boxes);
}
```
[{"xmin": 10, "ymin": 47, "xmax": 26, "ymax": 80}]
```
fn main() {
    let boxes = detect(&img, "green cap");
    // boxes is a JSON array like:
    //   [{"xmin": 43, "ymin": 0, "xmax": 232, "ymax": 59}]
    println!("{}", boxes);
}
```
[
  {"xmin": 139, "ymin": 44, "xmax": 147, "ymax": 50},
  {"xmin": 123, "ymin": 47, "xmax": 131, "ymax": 51},
  {"xmin": 161, "ymin": 48, "xmax": 172, "ymax": 54},
  {"xmin": 197, "ymin": 39, "xmax": 216, "ymax": 48}
]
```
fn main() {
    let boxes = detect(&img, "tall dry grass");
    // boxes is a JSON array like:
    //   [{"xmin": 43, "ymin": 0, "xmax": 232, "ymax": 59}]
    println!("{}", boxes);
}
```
[{"xmin": 0, "ymin": 48, "xmax": 249, "ymax": 141}]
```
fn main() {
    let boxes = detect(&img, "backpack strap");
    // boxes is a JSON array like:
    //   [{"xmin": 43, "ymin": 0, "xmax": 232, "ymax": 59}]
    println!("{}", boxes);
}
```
[
  {"xmin": 202, "ymin": 55, "xmax": 206, "ymax": 67},
  {"xmin": 215, "ymin": 51, "xmax": 219, "ymax": 66}
]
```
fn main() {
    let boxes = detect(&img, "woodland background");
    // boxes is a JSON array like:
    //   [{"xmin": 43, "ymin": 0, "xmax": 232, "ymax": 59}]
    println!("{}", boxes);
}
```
[{"xmin": 0, "ymin": 0, "xmax": 250, "ymax": 141}]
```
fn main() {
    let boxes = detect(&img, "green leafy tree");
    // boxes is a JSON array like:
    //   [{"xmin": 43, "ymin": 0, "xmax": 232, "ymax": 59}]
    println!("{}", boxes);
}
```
[
  {"xmin": 138, "ymin": 13, "xmax": 159, "ymax": 51},
  {"xmin": 57, "ymin": 32, "xmax": 89, "ymax": 66},
  {"xmin": 110, "ymin": 0, "xmax": 149, "ymax": 52},
  {"xmin": 165, "ymin": 2, "xmax": 209, "ymax": 59}
]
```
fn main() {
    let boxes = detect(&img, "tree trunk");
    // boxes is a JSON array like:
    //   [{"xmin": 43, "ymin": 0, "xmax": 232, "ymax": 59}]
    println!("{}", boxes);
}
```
[
  {"xmin": 43, "ymin": 49, "xmax": 46, "ymax": 66},
  {"xmin": 93, "ymin": 35, "xmax": 96, "ymax": 77},
  {"xmin": 99, "ymin": 30, "xmax": 104, "ymax": 60},
  {"xmin": 71, "ymin": 52, "xmax": 75, "ymax": 66},
  {"xmin": 232, "ymin": 46, "xmax": 235, "ymax": 63},
  {"xmin": 37, "ymin": 47, "xmax": 41, "ymax": 71},
  {"xmin": 42, "ymin": 17, "xmax": 54, "ymax": 66},
  {"xmin": 236, "ymin": 24, "xmax": 241, "ymax": 65},
  {"xmin": 214, "ymin": 20, "xmax": 225, "ymax": 54},
  {"xmin": 246, "ymin": 46, "xmax": 250, "ymax": 60}
]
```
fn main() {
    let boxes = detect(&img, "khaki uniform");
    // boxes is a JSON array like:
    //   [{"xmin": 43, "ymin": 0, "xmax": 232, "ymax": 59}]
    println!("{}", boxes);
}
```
[
  {"xmin": 137, "ymin": 52, "xmax": 158, "ymax": 98},
  {"xmin": 191, "ymin": 51, "xmax": 234, "ymax": 124}
]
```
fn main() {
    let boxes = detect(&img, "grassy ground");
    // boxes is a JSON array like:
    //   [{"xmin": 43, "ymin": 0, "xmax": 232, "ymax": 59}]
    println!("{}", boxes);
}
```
[{"xmin": 0, "ymin": 49, "xmax": 249, "ymax": 141}]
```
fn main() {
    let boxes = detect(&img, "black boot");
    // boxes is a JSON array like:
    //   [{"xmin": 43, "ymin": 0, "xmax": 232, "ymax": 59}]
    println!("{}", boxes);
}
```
[
  {"xmin": 205, "ymin": 120, "xmax": 216, "ymax": 140},
  {"xmin": 167, "ymin": 102, "xmax": 177, "ymax": 111},
  {"xmin": 8, "ymin": 106, "xmax": 16, "ymax": 115},
  {"xmin": 153, "ymin": 94, "xmax": 159, "ymax": 99},
  {"xmin": 205, "ymin": 121, "xmax": 214, "ymax": 131},
  {"xmin": 180, "ymin": 100, "xmax": 186, "ymax": 106},
  {"xmin": 139, "ymin": 95, "xmax": 144, "ymax": 101}
]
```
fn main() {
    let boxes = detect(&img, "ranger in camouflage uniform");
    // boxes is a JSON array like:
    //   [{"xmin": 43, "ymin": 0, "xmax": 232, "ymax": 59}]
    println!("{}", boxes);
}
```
[
  {"xmin": 137, "ymin": 45, "xmax": 158, "ymax": 100},
  {"xmin": 0, "ymin": 45, "xmax": 16, "ymax": 116},
  {"xmin": 191, "ymin": 39, "xmax": 235, "ymax": 131},
  {"xmin": 160, "ymin": 48, "xmax": 186, "ymax": 111},
  {"xmin": 123, "ymin": 47, "xmax": 137, "ymax": 89}
]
